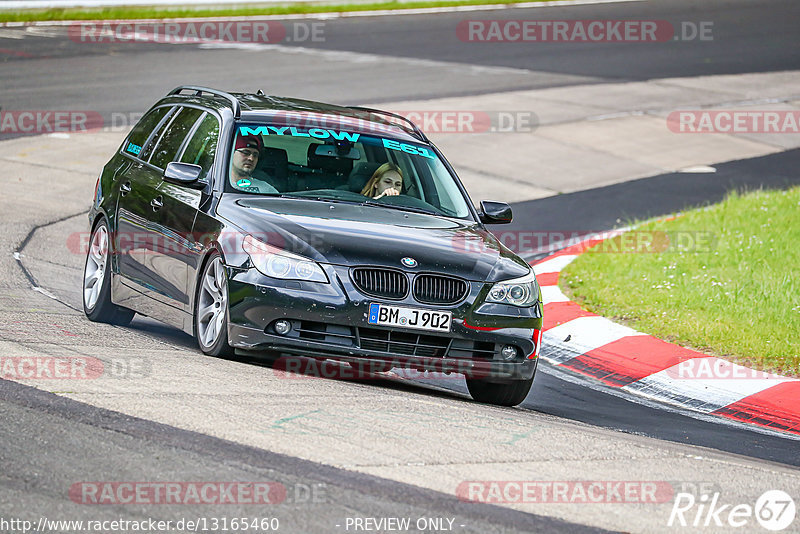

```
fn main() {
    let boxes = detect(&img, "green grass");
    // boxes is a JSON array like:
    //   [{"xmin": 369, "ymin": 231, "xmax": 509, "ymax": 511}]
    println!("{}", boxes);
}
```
[
  {"xmin": 560, "ymin": 187, "xmax": 800, "ymax": 377},
  {"xmin": 0, "ymin": 0, "xmax": 556, "ymax": 23}
]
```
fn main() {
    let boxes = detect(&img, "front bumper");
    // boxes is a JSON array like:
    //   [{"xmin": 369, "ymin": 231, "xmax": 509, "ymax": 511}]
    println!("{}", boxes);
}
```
[{"xmin": 226, "ymin": 264, "xmax": 541, "ymax": 381}]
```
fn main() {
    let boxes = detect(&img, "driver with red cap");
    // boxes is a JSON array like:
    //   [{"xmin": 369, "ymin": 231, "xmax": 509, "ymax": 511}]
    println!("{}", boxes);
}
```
[{"xmin": 230, "ymin": 134, "xmax": 278, "ymax": 194}]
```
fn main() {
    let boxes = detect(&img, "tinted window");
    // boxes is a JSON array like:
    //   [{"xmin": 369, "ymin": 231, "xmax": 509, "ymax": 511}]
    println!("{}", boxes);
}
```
[
  {"xmin": 124, "ymin": 106, "xmax": 171, "ymax": 158},
  {"xmin": 139, "ymin": 108, "xmax": 176, "ymax": 162},
  {"xmin": 180, "ymin": 113, "xmax": 220, "ymax": 179},
  {"xmin": 149, "ymin": 107, "xmax": 204, "ymax": 169},
  {"xmin": 227, "ymin": 123, "xmax": 471, "ymax": 218}
]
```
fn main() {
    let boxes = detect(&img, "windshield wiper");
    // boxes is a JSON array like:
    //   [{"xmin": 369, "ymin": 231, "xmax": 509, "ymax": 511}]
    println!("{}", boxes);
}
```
[
  {"xmin": 256, "ymin": 193, "xmax": 355, "ymax": 203},
  {"xmin": 360, "ymin": 201, "xmax": 439, "ymax": 216},
  {"xmin": 289, "ymin": 195, "xmax": 363, "ymax": 205}
]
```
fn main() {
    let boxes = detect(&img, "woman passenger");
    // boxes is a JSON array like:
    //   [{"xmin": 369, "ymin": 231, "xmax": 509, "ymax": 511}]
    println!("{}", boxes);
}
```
[{"xmin": 360, "ymin": 163, "xmax": 403, "ymax": 199}]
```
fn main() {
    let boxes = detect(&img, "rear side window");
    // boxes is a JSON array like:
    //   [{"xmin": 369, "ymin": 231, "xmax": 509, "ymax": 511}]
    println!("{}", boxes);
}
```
[
  {"xmin": 180, "ymin": 113, "xmax": 220, "ymax": 179},
  {"xmin": 149, "ymin": 107, "xmax": 204, "ymax": 169},
  {"xmin": 139, "ymin": 108, "xmax": 176, "ymax": 162},
  {"xmin": 124, "ymin": 106, "xmax": 171, "ymax": 158}
]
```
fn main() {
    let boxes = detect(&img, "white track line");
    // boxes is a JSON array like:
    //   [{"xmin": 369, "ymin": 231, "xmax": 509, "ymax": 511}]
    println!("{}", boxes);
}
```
[
  {"xmin": 540, "ymin": 362, "xmax": 800, "ymax": 441},
  {"xmin": 532, "ymin": 254, "xmax": 578, "ymax": 274},
  {"xmin": 542, "ymin": 316, "xmax": 644, "ymax": 364},
  {"xmin": 197, "ymin": 42, "xmax": 538, "ymax": 77},
  {"xmin": 624, "ymin": 360, "xmax": 800, "ymax": 413},
  {"xmin": 540, "ymin": 284, "xmax": 570, "ymax": 304}
]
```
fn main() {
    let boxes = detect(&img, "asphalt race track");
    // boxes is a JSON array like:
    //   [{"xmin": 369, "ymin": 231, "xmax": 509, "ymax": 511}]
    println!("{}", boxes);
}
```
[
  {"xmin": 1, "ymin": 0, "xmax": 799, "ymax": 117},
  {"xmin": 1, "ymin": 0, "xmax": 799, "ymax": 532}
]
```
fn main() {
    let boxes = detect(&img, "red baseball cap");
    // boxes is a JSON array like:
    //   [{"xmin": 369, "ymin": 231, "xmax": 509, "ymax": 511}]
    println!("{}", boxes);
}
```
[{"xmin": 235, "ymin": 134, "xmax": 263, "ymax": 152}]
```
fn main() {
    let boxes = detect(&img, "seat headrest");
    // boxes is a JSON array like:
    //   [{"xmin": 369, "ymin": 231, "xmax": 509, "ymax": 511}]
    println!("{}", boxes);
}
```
[
  {"xmin": 261, "ymin": 147, "xmax": 288, "ymax": 167},
  {"xmin": 255, "ymin": 147, "xmax": 289, "ymax": 191},
  {"xmin": 306, "ymin": 144, "xmax": 354, "ymax": 175},
  {"xmin": 347, "ymin": 161, "xmax": 384, "ymax": 193}
]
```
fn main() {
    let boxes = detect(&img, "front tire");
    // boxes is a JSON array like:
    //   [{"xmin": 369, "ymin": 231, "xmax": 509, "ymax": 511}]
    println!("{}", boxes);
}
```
[
  {"xmin": 82, "ymin": 220, "xmax": 135, "ymax": 326},
  {"xmin": 194, "ymin": 252, "xmax": 234, "ymax": 357},
  {"xmin": 465, "ymin": 377, "xmax": 534, "ymax": 407}
]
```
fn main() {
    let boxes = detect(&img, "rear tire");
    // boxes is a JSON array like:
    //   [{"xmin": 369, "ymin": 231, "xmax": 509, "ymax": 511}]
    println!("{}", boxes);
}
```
[
  {"xmin": 465, "ymin": 377, "xmax": 534, "ymax": 407},
  {"xmin": 82, "ymin": 220, "xmax": 135, "ymax": 326},
  {"xmin": 194, "ymin": 252, "xmax": 235, "ymax": 357}
]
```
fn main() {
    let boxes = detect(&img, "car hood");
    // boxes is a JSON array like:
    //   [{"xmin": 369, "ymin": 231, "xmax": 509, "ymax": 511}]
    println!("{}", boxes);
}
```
[{"xmin": 217, "ymin": 196, "xmax": 530, "ymax": 282}]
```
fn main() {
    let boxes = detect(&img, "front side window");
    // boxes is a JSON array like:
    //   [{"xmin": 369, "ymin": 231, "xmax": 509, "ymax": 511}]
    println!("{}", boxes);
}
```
[
  {"xmin": 225, "ymin": 122, "xmax": 472, "ymax": 219},
  {"xmin": 180, "ymin": 113, "xmax": 220, "ymax": 179}
]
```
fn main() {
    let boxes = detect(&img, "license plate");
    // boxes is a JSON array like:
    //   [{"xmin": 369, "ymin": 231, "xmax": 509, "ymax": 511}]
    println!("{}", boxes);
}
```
[{"xmin": 368, "ymin": 303, "xmax": 452, "ymax": 333}]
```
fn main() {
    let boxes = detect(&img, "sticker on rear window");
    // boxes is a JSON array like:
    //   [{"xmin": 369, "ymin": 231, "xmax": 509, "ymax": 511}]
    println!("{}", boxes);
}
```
[{"xmin": 126, "ymin": 142, "xmax": 142, "ymax": 155}]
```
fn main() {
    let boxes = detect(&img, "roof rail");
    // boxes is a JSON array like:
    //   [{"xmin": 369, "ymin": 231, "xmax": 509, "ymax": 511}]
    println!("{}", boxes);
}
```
[
  {"xmin": 168, "ymin": 86, "xmax": 242, "ymax": 119},
  {"xmin": 346, "ymin": 106, "xmax": 429, "ymax": 142}
]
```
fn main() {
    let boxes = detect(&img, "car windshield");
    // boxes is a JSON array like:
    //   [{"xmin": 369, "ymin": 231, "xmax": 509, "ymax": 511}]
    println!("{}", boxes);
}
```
[{"xmin": 226, "ymin": 122, "xmax": 472, "ymax": 218}]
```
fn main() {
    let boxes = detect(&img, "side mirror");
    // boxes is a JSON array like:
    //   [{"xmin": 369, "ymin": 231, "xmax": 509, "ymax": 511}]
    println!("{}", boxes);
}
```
[
  {"xmin": 164, "ymin": 162, "xmax": 205, "ymax": 189},
  {"xmin": 479, "ymin": 200, "xmax": 513, "ymax": 224}
]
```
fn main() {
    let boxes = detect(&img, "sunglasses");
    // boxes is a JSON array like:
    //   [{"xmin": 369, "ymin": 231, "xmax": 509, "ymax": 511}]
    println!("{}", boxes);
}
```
[{"xmin": 236, "ymin": 148, "xmax": 260, "ymax": 158}]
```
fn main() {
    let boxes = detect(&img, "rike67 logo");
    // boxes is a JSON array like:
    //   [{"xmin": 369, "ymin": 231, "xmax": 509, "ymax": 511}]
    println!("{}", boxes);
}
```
[{"xmin": 669, "ymin": 490, "xmax": 796, "ymax": 530}]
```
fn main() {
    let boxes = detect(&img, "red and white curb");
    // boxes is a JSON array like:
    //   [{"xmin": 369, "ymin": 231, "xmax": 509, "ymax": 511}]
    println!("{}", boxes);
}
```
[{"xmin": 531, "ymin": 234, "xmax": 800, "ymax": 437}]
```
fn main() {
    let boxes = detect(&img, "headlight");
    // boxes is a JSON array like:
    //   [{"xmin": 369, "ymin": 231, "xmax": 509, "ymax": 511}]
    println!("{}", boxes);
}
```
[
  {"xmin": 485, "ymin": 270, "xmax": 539, "ymax": 307},
  {"xmin": 242, "ymin": 235, "xmax": 328, "ymax": 283}
]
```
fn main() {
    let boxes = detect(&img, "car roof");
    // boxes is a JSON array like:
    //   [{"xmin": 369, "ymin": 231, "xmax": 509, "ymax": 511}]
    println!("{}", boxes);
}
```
[{"xmin": 159, "ymin": 86, "xmax": 427, "ymax": 144}]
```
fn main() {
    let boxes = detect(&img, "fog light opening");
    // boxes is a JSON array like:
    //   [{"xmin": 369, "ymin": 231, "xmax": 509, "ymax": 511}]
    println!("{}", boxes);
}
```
[
  {"xmin": 501, "ymin": 345, "xmax": 518, "ymax": 361},
  {"xmin": 274, "ymin": 320, "xmax": 292, "ymax": 336}
]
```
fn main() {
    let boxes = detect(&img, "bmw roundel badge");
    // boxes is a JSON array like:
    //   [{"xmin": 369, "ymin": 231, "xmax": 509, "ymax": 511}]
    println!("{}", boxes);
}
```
[{"xmin": 401, "ymin": 257, "xmax": 418, "ymax": 268}]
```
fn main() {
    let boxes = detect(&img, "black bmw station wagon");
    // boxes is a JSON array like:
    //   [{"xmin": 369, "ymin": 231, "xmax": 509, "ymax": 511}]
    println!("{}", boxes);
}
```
[{"xmin": 83, "ymin": 86, "xmax": 543, "ymax": 406}]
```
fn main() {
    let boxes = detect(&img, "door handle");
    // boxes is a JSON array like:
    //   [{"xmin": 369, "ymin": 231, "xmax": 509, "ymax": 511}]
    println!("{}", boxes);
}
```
[
  {"xmin": 150, "ymin": 196, "xmax": 163, "ymax": 211},
  {"xmin": 120, "ymin": 182, "xmax": 132, "ymax": 196}
]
